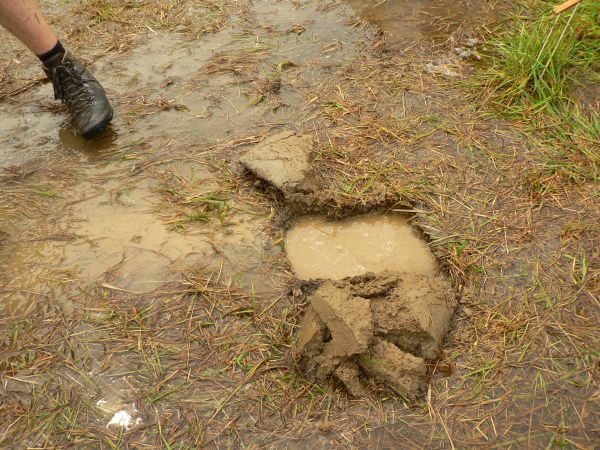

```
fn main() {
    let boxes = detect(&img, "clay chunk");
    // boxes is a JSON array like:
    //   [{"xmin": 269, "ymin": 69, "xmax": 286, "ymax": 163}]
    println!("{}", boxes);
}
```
[
  {"xmin": 361, "ymin": 340, "xmax": 427, "ymax": 401},
  {"xmin": 370, "ymin": 273, "xmax": 455, "ymax": 360},
  {"xmin": 294, "ymin": 271, "xmax": 456, "ymax": 400},
  {"xmin": 309, "ymin": 282, "xmax": 373, "ymax": 358},
  {"xmin": 335, "ymin": 361, "xmax": 366, "ymax": 397},
  {"xmin": 240, "ymin": 131, "xmax": 312, "ymax": 191},
  {"xmin": 337, "ymin": 271, "xmax": 399, "ymax": 298},
  {"xmin": 295, "ymin": 307, "xmax": 325, "ymax": 358}
]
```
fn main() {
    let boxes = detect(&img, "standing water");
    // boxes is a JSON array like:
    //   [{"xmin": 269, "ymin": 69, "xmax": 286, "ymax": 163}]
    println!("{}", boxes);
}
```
[{"xmin": 285, "ymin": 213, "xmax": 436, "ymax": 280}]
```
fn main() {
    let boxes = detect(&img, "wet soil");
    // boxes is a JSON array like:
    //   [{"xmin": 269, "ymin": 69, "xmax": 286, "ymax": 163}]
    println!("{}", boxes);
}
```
[
  {"xmin": 0, "ymin": 160, "xmax": 281, "ymax": 317},
  {"xmin": 295, "ymin": 272, "xmax": 455, "ymax": 399},
  {"xmin": 240, "ymin": 131, "xmax": 312, "ymax": 191},
  {"xmin": 1, "ymin": 0, "xmax": 599, "ymax": 448},
  {"xmin": 345, "ymin": 0, "xmax": 497, "ymax": 49},
  {"xmin": 1, "ymin": 2, "xmax": 370, "ymax": 444},
  {"xmin": 1, "ymin": 0, "xmax": 361, "ymax": 314}
]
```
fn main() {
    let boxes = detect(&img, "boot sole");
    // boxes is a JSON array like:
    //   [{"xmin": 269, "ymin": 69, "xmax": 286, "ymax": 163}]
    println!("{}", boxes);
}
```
[{"xmin": 81, "ymin": 109, "xmax": 114, "ymax": 140}]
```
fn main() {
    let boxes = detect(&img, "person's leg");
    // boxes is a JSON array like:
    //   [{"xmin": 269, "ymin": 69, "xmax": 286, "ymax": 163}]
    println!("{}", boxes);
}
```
[
  {"xmin": 0, "ymin": 0, "xmax": 58, "ymax": 55},
  {"xmin": 0, "ymin": 0, "xmax": 113, "ymax": 139}
]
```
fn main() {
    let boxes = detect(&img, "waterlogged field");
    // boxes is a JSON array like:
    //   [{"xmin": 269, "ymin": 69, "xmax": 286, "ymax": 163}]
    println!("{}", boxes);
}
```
[{"xmin": 0, "ymin": 0, "xmax": 598, "ymax": 448}]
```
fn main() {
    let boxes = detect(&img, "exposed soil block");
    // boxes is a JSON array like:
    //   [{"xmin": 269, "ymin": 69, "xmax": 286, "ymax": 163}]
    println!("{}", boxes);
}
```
[
  {"xmin": 239, "ymin": 131, "xmax": 312, "ymax": 192},
  {"xmin": 241, "ymin": 129, "xmax": 456, "ymax": 400},
  {"xmin": 294, "ymin": 272, "xmax": 456, "ymax": 400}
]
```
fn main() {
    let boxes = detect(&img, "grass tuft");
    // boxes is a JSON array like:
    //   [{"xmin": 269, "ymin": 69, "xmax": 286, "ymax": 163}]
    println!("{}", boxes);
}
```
[
  {"xmin": 479, "ymin": 0, "xmax": 599, "ymax": 181},
  {"xmin": 483, "ymin": 1, "xmax": 599, "ymax": 116}
]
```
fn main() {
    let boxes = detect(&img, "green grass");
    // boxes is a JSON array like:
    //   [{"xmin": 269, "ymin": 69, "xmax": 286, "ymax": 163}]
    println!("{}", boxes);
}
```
[
  {"xmin": 484, "ymin": 1, "xmax": 599, "ymax": 115},
  {"xmin": 541, "ymin": 109, "xmax": 600, "ymax": 181},
  {"xmin": 481, "ymin": 0, "xmax": 599, "ymax": 181}
]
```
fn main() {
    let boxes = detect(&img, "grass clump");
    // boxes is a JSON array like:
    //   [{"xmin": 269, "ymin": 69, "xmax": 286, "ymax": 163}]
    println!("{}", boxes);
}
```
[
  {"xmin": 484, "ymin": 1, "xmax": 599, "ymax": 115},
  {"xmin": 481, "ymin": 0, "xmax": 599, "ymax": 181}
]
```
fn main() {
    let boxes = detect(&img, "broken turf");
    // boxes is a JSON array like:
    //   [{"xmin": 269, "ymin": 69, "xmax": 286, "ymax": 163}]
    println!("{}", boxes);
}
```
[{"xmin": 294, "ymin": 271, "xmax": 456, "ymax": 399}]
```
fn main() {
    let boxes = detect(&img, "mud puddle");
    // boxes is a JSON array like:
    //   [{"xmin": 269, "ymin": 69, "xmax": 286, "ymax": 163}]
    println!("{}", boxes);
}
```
[
  {"xmin": 0, "ymin": 0, "xmax": 466, "ymax": 445},
  {"xmin": 237, "ymin": 129, "xmax": 456, "ymax": 397},
  {"xmin": 241, "ymin": 128, "xmax": 456, "ymax": 399},
  {"xmin": 0, "ymin": 0, "xmax": 361, "ymax": 169},
  {"xmin": 285, "ymin": 213, "xmax": 436, "ymax": 280},
  {"xmin": 0, "ymin": 162, "xmax": 279, "ymax": 319},
  {"xmin": 1, "ymin": 0, "xmax": 363, "ymax": 316},
  {"xmin": 344, "ymin": 0, "xmax": 495, "ymax": 47}
]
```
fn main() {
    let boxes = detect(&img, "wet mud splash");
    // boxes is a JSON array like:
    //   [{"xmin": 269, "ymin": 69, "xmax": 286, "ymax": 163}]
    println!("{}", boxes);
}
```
[{"xmin": 285, "ymin": 213, "xmax": 437, "ymax": 280}]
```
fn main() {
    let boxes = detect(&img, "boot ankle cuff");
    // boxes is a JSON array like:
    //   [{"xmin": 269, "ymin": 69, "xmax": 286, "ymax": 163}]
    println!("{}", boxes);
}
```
[
  {"xmin": 38, "ymin": 41, "xmax": 66, "ymax": 64},
  {"xmin": 42, "ymin": 50, "xmax": 71, "ymax": 70}
]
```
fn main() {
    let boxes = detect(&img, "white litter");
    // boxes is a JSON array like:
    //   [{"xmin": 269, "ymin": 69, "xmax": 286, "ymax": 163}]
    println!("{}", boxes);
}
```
[{"xmin": 107, "ymin": 410, "xmax": 133, "ymax": 429}]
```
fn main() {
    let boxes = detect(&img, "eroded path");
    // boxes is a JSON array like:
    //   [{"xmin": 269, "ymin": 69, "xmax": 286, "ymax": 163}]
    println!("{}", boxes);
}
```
[{"xmin": 1, "ymin": 0, "xmax": 598, "ymax": 448}]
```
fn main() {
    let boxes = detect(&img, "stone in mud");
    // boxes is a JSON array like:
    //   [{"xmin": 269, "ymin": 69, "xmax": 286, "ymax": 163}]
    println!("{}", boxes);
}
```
[
  {"xmin": 240, "ymin": 131, "xmax": 312, "ymax": 192},
  {"xmin": 361, "ymin": 340, "xmax": 427, "ymax": 401},
  {"xmin": 294, "ymin": 306, "xmax": 325, "ymax": 358},
  {"xmin": 309, "ymin": 282, "xmax": 373, "ymax": 358},
  {"xmin": 370, "ymin": 273, "xmax": 455, "ymax": 360}
]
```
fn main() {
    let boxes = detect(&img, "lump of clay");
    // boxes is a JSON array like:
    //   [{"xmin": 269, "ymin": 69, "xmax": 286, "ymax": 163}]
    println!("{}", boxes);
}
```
[
  {"xmin": 310, "ymin": 282, "xmax": 373, "ymax": 358},
  {"xmin": 360, "ymin": 340, "xmax": 426, "ymax": 401},
  {"xmin": 336, "ymin": 271, "xmax": 399, "ymax": 298},
  {"xmin": 334, "ymin": 361, "xmax": 366, "ymax": 397},
  {"xmin": 294, "ymin": 272, "xmax": 456, "ymax": 399},
  {"xmin": 370, "ymin": 273, "xmax": 455, "ymax": 360},
  {"xmin": 240, "ymin": 131, "xmax": 312, "ymax": 192},
  {"xmin": 295, "ymin": 307, "xmax": 326, "ymax": 358}
]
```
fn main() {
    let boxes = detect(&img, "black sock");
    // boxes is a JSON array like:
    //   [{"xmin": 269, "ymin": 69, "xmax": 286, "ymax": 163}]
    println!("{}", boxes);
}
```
[{"xmin": 37, "ymin": 41, "xmax": 65, "ymax": 63}]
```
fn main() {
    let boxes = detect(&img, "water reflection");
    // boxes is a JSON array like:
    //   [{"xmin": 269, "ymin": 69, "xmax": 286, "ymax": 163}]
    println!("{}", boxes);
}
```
[{"xmin": 58, "ymin": 124, "xmax": 121, "ymax": 160}]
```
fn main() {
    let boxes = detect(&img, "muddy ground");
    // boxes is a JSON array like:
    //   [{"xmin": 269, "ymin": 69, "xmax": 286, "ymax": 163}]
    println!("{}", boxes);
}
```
[{"xmin": 1, "ymin": 0, "xmax": 599, "ymax": 448}]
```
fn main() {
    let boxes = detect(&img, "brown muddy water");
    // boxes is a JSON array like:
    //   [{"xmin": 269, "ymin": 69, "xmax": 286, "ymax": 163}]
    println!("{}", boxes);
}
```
[
  {"xmin": 345, "ymin": 0, "xmax": 495, "ymax": 47},
  {"xmin": 1, "ymin": 0, "xmax": 362, "ymax": 316},
  {"xmin": 285, "ymin": 213, "xmax": 437, "ymax": 280},
  {"xmin": 0, "ymin": 163, "xmax": 278, "ymax": 318},
  {"xmin": 0, "ymin": 2, "xmax": 371, "ymax": 438}
]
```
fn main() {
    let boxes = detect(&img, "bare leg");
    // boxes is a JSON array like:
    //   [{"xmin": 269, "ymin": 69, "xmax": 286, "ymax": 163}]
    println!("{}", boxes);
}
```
[{"xmin": 0, "ymin": 0, "xmax": 58, "ymax": 55}]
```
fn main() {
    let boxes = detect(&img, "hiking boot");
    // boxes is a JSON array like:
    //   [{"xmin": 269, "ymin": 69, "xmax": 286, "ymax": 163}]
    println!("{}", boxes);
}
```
[{"xmin": 43, "ymin": 52, "xmax": 113, "ymax": 139}]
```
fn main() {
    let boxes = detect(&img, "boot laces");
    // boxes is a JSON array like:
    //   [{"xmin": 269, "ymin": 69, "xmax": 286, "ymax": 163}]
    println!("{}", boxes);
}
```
[{"xmin": 50, "ymin": 61, "xmax": 93, "ymax": 114}]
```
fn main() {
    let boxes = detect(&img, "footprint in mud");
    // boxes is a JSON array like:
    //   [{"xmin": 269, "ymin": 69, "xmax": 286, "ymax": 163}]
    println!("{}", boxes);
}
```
[
  {"xmin": 240, "ymin": 131, "xmax": 457, "ymax": 400},
  {"xmin": 285, "ymin": 213, "xmax": 437, "ymax": 280}
]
